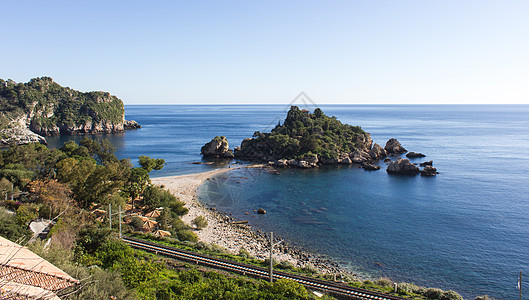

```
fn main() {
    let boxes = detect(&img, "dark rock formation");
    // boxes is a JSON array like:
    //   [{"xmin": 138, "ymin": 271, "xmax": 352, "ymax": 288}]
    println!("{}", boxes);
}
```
[
  {"xmin": 420, "ymin": 160, "xmax": 433, "ymax": 167},
  {"xmin": 386, "ymin": 158, "xmax": 420, "ymax": 175},
  {"xmin": 350, "ymin": 149, "xmax": 370, "ymax": 163},
  {"xmin": 385, "ymin": 138, "xmax": 407, "ymax": 154},
  {"xmin": 201, "ymin": 136, "xmax": 234, "ymax": 158},
  {"xmin": 124, "ymin": 120, "xmax": 141, "ymax": 130},
  {"xmin": 406, "ymin": 152, "xmax": 426, "ymax": 158},
  {"xmin": 420, "ymin": 165, "xmax": 438, "ymax": 176},
  {"xmin": 362, "ymin": 163, "xmax": 381, "ymax": 171},
  {"xmin": 338, "ymin": 155, "xmax": 353, "ymax": 164},
  {"xmin": 368, "ymin": 143, "xmax": 387, "ymax": 160},
  {"xmin": 383, "ymin": 157, "xmax": 392, "ymax": 163},
  {"xmin": 257, "ymin": 208, "xmax": 266, "ymax": 214}
]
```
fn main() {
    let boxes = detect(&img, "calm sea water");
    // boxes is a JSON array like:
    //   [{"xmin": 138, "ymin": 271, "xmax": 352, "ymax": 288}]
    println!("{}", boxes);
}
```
[{"xmin": 47, "ymin": 105, "xmax": 529, "ymax": 298}]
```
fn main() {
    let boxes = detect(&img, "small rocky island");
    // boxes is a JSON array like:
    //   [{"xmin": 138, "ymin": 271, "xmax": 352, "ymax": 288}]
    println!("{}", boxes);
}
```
[
  {"xmin": 201, "ymin": 106, "xmax": 437, "ymax": 176},
  {"xmin": 0, "ymin": 77, "xmax": 140, "ymax": 145}
]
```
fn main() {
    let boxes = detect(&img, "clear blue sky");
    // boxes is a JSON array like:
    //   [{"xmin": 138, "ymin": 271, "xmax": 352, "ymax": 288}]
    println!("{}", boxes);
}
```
[{"xmin": 2, "ymin": 1, "xmax": 528, "ymax": 104}]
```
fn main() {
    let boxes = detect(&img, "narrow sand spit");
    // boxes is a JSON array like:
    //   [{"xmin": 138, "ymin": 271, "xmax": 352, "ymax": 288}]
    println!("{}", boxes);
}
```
[{"xmin": 151, "ymin": 166, "xmax": 342, "ymax": 274}]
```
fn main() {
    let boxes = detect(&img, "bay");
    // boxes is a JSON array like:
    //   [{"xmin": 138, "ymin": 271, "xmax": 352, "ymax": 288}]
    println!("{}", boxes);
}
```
[{"xmin": 47, "ymin": 104, "xmax": 529, "ymax": 298}]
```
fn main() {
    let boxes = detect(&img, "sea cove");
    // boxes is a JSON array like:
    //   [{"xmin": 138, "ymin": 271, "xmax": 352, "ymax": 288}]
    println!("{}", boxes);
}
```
[{"xmin": 47, "ymin": 104, "xmax": 529, "ymax": 298}]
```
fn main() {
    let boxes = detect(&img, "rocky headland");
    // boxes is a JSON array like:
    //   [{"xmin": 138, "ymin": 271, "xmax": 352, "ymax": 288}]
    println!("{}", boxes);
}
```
[
  {"xmin": 201, "ymin": 136, "xmax": 234, "ymax": 158},
  {"xmin": 0, "ymin": 77, "xmax": 140, "ymax": 145},
  {"xmin": 201, "ymin": 106, "xmax": 438, "ymax": 176}
]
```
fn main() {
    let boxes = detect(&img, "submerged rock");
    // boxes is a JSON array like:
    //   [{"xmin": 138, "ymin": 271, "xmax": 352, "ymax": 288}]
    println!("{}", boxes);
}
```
[
  {"xmin": 385, "ymin": 138, "xmax": 407, "ymax": 154},
  {"xmin": 201, "ymin": 136, "xmax": 234, "ymax": 158},
  {"xmin": 386, "ymin": 158, "xmax": 420, "ymax": 175}
]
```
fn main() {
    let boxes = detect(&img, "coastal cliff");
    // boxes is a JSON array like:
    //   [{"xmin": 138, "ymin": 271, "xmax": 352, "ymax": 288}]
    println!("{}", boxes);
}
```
[{"xmin": 0, "ymin": 77, "xmax": 140, "ymax": 145}]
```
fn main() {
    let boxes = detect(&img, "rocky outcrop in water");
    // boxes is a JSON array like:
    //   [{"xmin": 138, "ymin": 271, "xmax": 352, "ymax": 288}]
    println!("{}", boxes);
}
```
[
  {"xmin": 420, "ymin": 165, "xmax": 438, "ymax": 176},
  {"xmin": 406, "ymin": 152, "xmax": 426, "ymax": 158},
  {"xmin": 385, "ymin": 138, "xmax": 407, "ymax": 154},
  {"xmin": 362, "ymin": 163, "xmax": 381, "ymax": 171},
  {"xmin": 420, "ymin": 160, "xmax": 433, "ymax": 167},
  {"xmin": 201, "ymin": 136, "xmax": 234, "ymax": 158},
  {"xmin": 350, "ymin": 149, "xmax": 371, "ymax": 163},
  {"xmin": 368, "ymin": 143, "xmax": 387, "ymax": 160},
  {"xmin": 386, "ymin": 158, "xmax": 420, "ymax": 175},
  {"xmin": 124, "ymin": 120, "xmax": 141, "ymax": 130}
]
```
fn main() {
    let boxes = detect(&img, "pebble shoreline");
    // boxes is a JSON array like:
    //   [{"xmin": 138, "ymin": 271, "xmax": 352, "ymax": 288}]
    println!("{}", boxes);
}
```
[{"xmin": 151, "ymin": 166, "xmax": 354, "ymax": 277}]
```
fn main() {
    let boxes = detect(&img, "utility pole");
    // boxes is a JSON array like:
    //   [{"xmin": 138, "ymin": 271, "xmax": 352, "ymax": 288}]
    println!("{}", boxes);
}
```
[
  {"xmin": 268, "ymin": 232, "xmax": 284, "ymax": 283},
  {"xmin": 109, "ymin": 204, "xmax": 112, "ymax": 229},
  {"xmin": 119, "ymin": 205, "xmax": 122, "ymax": 238},
  {"xmin": 269, "ymin": 232, "xmax": 273, "ymax": 283}
]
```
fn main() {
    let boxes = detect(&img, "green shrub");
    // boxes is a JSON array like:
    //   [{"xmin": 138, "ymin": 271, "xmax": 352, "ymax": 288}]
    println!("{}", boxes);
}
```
[
  {"xmin": 375, "ymin": 277, "xmax": 393, "ymax": 288},
  {"xmin": 130, "ymin": 216, "xmax": 144, "ymax": 230},
  {"xmin": 191, "ymin": 215, "xmax": 208, "ymax": 229},
  {"xmin": 0, "ymin": 207, "xmax": 30, "ymax": 241},
  {"xmin": 441, "ymin": 290, "xmax": 464, "ymax": 300},
  {"xmin": 424, "ymin": 288, "xmax": 444, "ymax": 299},
  {"xmin": 15, "ymin": 204, "xmax": 38, "ymax": 226},
  {"xmin": 176, "ymin": 229, "xmax": 198, "ymax": 242}
]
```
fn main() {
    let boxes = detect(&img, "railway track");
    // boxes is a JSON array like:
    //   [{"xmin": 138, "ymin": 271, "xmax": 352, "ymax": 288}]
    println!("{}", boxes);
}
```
[{"xmin": 122, "ymin": 236, "xmax": 406, "ymax": 300}]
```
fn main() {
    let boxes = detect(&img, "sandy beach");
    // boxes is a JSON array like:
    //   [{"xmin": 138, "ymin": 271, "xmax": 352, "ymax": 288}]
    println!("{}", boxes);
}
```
[{"xmin": 151, "ymin": 166, "xmax": 343, "ymax": 274}]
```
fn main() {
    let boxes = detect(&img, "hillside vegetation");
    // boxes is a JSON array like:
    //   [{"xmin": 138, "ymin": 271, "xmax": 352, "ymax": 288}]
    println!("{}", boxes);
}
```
[
  {"xmin": 0, "ymin": 77, "xmax": 138, "ymax": 137},
  {"xmin": 235, "ymin": 106, "xmax": 372, "ymax": 162}
]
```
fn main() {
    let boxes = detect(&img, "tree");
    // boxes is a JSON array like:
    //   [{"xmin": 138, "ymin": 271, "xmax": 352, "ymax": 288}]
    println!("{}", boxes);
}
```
[
  {"xmin": 0, "ymin": 207, "xmax": 30, "ymax": 241},
  {"xmin": 192, "ymin": 215, "xmax": 208, "ymax": 230},
  {"xmin": 15, "ymin": 204, "xmax": 38, "ymax": 226},
  {"xmin": 138, "ymin": 156, "xmax": 165, "ymax": 173},
  {"xmin": 126, "ymin": 167, "xmax": 150, "ymax": 208},
  {"xmin": 80, "ymin": 138, "xmax": 118, "ymax": 165},
  {"xmin": 0, "ymin": 177, "xmax": 18, "ymax": 200},
  {"xmin": 27, "ymin": 179, "xmax": 72, "ymax": 217},
  {"xmin": 143, "ymin": 185, "xmax": 184, "ymax": 211}
]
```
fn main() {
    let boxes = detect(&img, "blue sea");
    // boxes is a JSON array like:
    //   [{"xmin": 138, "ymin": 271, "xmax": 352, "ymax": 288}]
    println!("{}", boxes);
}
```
[{"xmin": 47, "ymin": 105, "xmax": 529, "ymax": 299}]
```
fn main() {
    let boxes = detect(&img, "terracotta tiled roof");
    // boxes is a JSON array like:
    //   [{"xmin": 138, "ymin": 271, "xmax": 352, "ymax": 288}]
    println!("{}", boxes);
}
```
[{"xmin": 0, "ymin": 236, "xmax": 78, "ymax": 298}]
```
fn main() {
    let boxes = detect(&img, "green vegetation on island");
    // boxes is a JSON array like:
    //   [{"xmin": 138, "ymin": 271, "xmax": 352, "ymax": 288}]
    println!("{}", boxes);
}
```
[
  {"xmin": 0, "ymin": 77, "xmax": 139, "ymax": 143},
  {"xmin": 234, "ymin": 106, "xmax": 372, "ymax": 164}
]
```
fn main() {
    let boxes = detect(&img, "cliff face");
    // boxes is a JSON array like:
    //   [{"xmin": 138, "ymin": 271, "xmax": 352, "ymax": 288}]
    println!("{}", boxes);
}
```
[{"xmin": 0, "ymin": 77, "xmax": 140, "ymax": 144}]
